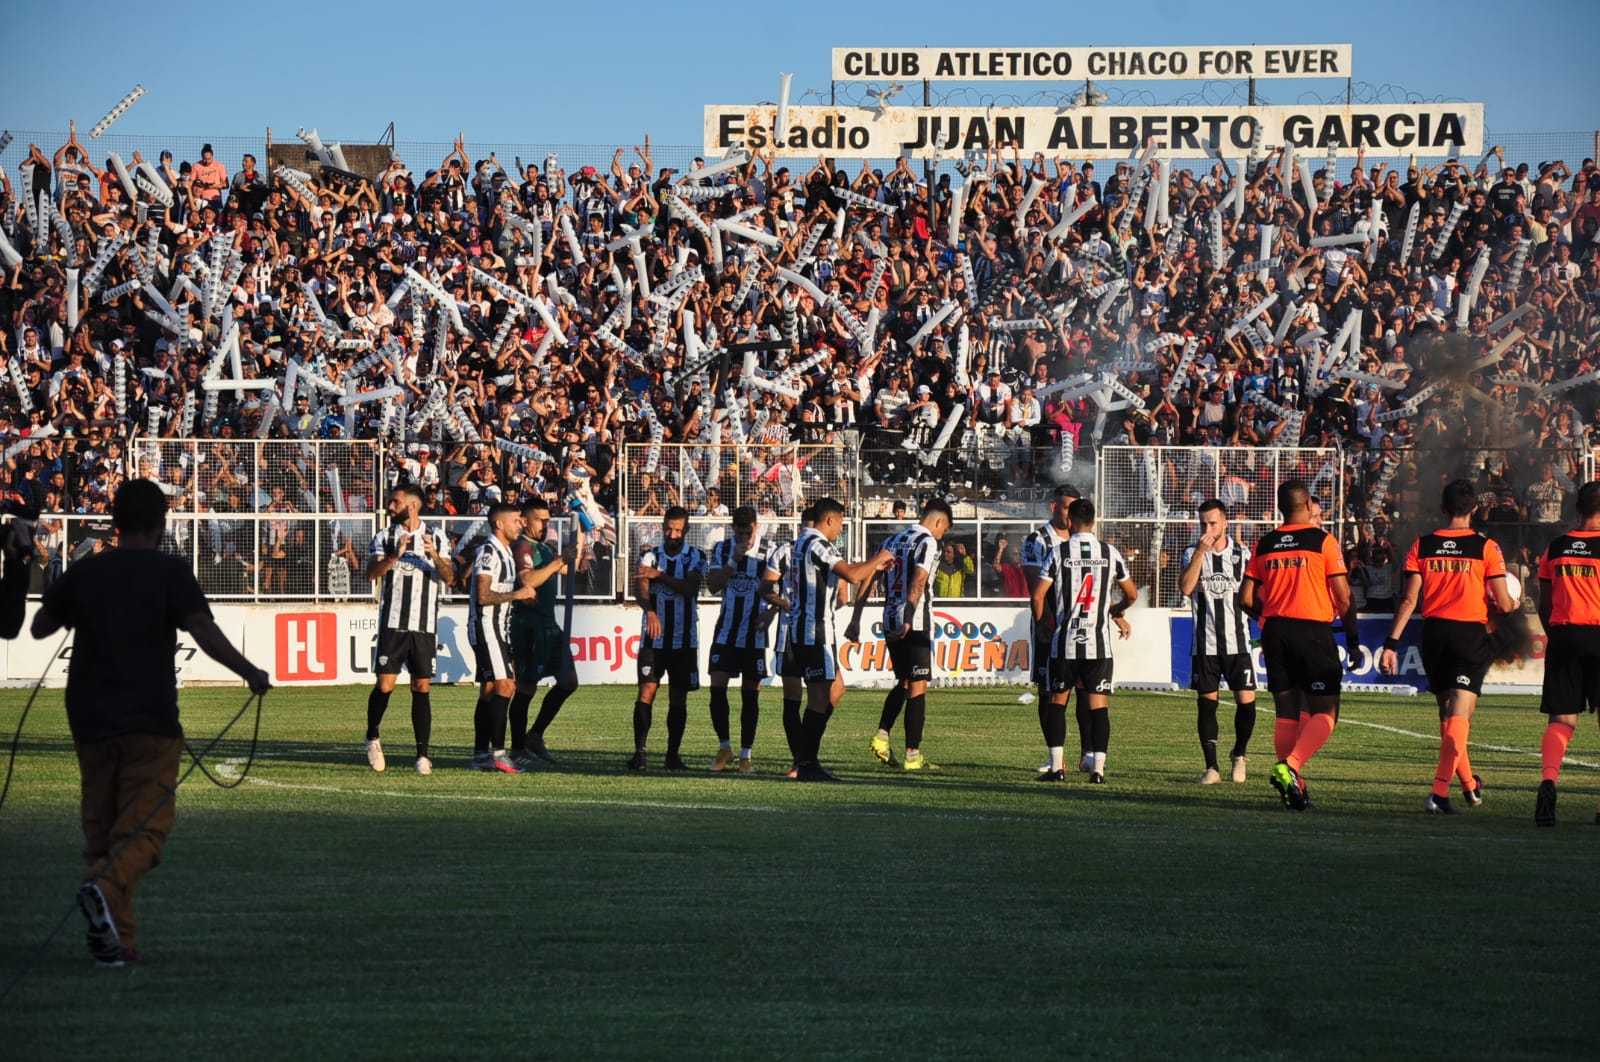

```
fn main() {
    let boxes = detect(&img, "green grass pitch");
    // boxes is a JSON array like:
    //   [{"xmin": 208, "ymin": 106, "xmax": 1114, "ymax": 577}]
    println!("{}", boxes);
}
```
[{"xmin": 3, "ymin": 684, "xmax": 1598, "ymax": 1059}]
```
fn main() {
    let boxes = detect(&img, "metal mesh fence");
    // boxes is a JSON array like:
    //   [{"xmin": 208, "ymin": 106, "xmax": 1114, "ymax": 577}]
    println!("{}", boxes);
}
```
[
  {"xmin": 1097, "ymin": 445, "xmax": 1342, "ymax": 606},
  {"xmin": 114, "ymin": 440, "xmax": 380, "ymax": 514},
  {"xmin": 622, "ymin": 443, "xmax": 852, "ymax": 518}
]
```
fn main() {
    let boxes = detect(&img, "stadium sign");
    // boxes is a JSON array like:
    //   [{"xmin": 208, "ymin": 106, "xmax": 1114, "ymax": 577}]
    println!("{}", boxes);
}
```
[
  {"xmin": 832, "ymin": 45, "xmax": 1352, "ymax": 82},
  {"xmin": 703, "ymin": 103, "xmax": 1483, "ymax": 160}
]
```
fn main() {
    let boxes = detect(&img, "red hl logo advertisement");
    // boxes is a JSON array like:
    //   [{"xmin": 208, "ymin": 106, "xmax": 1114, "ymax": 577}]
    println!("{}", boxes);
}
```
[{"xmin": 277, "ymin": 612, "xmax": 338, "ymax": 681}]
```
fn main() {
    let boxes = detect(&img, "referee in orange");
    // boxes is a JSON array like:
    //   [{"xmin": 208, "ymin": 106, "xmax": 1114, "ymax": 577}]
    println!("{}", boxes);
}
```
[
  {"xmin": 1379, "ymin": 480, "xmax": 1514, "ymax": 813},
  {"xmin": 1240, "ymin": 480, "xmax": 1351, "ymax": 811},
  {"xmin": 1533, "ymin": 480, "xmax": 1600, "ymax": 827}
]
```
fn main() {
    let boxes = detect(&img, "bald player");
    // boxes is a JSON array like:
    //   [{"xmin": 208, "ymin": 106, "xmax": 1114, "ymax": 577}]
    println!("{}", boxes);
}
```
[
  {"xmin": 1241, "ymin": 479, "xmax": 1352, "ymax": 811},
  {"xmin": 1533, "ymin": 480, "xmax": 1600, "ymax": 827},
  {"xmin": 1380, "ymin": 480, "xmax": 1513, "ymax": 813}
]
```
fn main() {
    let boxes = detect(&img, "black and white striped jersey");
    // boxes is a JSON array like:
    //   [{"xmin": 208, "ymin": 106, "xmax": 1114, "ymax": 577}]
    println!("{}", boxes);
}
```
[
  {"xmin": 1039, "ymin": 532, "xmax": 1130, "ymax": 661},
  {"xmin": 1181, "ymin": 538, "xmax": 1253, "ymax": 657},
  {"xmin": 467, "ymin": 536, "xmax": 516, "ymax": 647},
  {"xmin": 786, "ymin": 527, "xmax": 844, "ymax": 648},
  {"xmin": 1021, "ymin": 521, "xmax": 1067, "ymax": 642},
  {"xmin": 709, "ymin": 538, "xmax": 777, "ymax": 649},
  {"xmin": 771, "ymin": 542, "xmax": 793, "ymax": 654},
  {"xmin": 881, "ymin": 524, "xmax": 938, "ymax": 634},
  {"xmin": 369, "ymin": 524, "xmax": 452, "ymax": 635},
  {"xmin": 639, "ymin": 543, "xmax": 706, "ymax": 651}
]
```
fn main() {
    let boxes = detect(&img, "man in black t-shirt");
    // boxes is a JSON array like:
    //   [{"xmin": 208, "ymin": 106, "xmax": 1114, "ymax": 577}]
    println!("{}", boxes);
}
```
[{"xmin": 32, "ymin": 480, "xmax": 270, "ymax": 968}]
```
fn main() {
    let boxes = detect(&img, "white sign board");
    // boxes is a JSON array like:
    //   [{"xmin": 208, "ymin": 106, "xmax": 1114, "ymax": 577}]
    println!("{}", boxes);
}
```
[
  {"xmin": 704, "ymin": 103, "xmax": 1483, "ymax": 160},
  {"xmin": 832, "ymin": 44, "xmax": 1352, "ymax": 82}
]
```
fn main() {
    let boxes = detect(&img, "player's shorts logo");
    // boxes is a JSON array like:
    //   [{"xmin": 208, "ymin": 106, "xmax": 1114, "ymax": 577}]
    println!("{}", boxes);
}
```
[
  {"xmin": 1310, "ymin": 681, "xmax": 1326, "ymax": 691},
  {"xmin": 1456, "ymin": 674, "xmax": 1470, "ymax": 685},
  {"xmin": 1094, "ymin": 680, "xmax": 1112, "ymax": 692}
]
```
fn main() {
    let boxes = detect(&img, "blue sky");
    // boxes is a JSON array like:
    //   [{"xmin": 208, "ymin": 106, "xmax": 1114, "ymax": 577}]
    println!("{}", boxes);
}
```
[{"xmin": 2, "ymin": 0, "xmax": 1595, "ymax": 149}]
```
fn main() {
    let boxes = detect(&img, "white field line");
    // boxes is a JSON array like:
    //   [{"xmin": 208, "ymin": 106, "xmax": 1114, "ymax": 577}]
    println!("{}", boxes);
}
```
[{"xmin": 1141, "ymin": 689, "xmax": 1599, "ymax": 770}]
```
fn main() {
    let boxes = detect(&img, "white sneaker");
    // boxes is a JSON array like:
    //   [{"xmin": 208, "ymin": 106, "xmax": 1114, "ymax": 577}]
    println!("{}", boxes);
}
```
[
  {"xmin": 365, "ymin": 739, "xmax": 386, "ymax": 773},
  {"xmin": 415, "ymin": 756, "xmax": 432, "ymax": 776},
  {"xmin": 1037, "ymin": 761, "xmax": 1053, "ymax": 774},
  {"xmin": 1199, "ymin": 767, "xmax": 1222, "ymax": 785},
  {"xmin": 1231, "ymin": 755, "xmax": 1247, "ymax": 783},
  {"xmin": 1078, "ymin": 753, "xmax": 1094, "ymax": 773}
]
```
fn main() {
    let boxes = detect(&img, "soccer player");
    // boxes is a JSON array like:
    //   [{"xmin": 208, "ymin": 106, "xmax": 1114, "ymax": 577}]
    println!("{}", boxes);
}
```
[
  {"xmin": 1031, "ymin": 499, "xmax": 1136, "ymax": 783},
  {"xmin": 32, "ymin": 479, "xmax": 271, "ymax": 967},
  {"xmin": 1379, "ymin": 480, "xmax": 1512, "ymax": 813},
  {"xmin": 1178, "ymin": 500, "xmax": 1257, "ymax": 784},
  {"xmin": 1532, "ymin": 480, "xmax": 1600, "ymax": 827},
  {"xmin": 1022, "ymin": 484, "xmax": 1086, "ymax": 775},
  {"xmin": 863, "ymin": 498, "xmax": 951, "ymax": 770},
  {"xmin": 706, "ymin": 506, "xmax": 783, "ymax": 772},
  {"xmin": 509, "ymin": 498, "xmax": 577, "ymax": 767},
  {"xmin": 468, "ymin": 502, "xmax": 534, "ymax": 774},
  {"xmin": 788, "ymin": 497, "xmax": 894, "ymax": 781},
  {"xmin": 774, "ymin": 507, "xmax": 810, "ymax": 775},
  {"xmin": 631, "ymin": 506, "xmax": 706, "ymax": 771},
  {"xmin": 363, "ymin": 484, "xmax": 454, "ymax": 776},
  {"xmin": 1240, "ymin": 480, "xmax": 1351, "ymax": 811}
]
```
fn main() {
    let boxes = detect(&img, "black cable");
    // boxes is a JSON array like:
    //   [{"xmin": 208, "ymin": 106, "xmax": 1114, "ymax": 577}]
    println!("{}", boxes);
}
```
[{"xmin": 0, "ymin": 688, "xmax": 264, "ymax": 1008}]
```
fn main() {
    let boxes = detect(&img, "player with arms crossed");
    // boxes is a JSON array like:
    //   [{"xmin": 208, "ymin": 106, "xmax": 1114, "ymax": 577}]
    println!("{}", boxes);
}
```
[
  {"xmin": 1022, "ymin": 485, "xmax": 1090, "ymax": 775},
  {"xmin": 468, "ymin": 503, "xmax": 534, "ymax": 774},
  {"xmin": 509, "ymin": 498, "xmax": 577, "ymax": 767},
  {"xmin": 363, "ymin": 484, "xmax": 454, "ymax": 776},
  {"xmin": 706, "ymin": 506, "xmax": 783, "ymax": 772},
  {"xmin": 1533, "ymin": 480, "xmax": 1600, "ymax": 826},
  {"xmin": 1178, "ymin": 500, "xmax": 1257, "ymax": 784},
  {"xmin": 1240, "ymin": 480, "xmax": 1351, "ymax": 811},
  {"xmin": 1031, "ymin": 499, "xmax": 1136, "ymax": 783},
  {"xmin": 788, "ymin": 498, "xmax": 894, "ymax": 781},
  {"xmin": 1380, "ymin": 480, "xmax": 1511, "ymax": 813},
  {"xmin": 858, "ymin": 498, "xmax": 952, "ymax": 770},
  {"xmin": 631, "ymin": 506, "xmax": 706, "ymax": 771}
]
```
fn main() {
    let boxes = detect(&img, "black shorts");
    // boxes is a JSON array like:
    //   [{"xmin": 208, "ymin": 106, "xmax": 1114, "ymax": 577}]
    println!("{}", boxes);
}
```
[
  {"xmin": 375, "ymin": 628, "xmax": 436, "ymax": 679},
  {"xmin": 472, "ymin": 633, "xmax": 514, "ymax": 683},
  {"xmin": 1190, "ymin": 653, "xmax": 1256, "ymax": 694},
  {"xmin": 888, "ymin": 632, "xmax": 933, "ymax": 682},
  {"xmin": 708, "ymin": 643, "xmax": 768, "ymax": 679},
  {"xmin": 791, "ymin": 642, "xmax": 838, "ymax": 683},
  {"xmin": 1031, "ymin": 634, "xmax": 1052, "ymax": 686},
  {"xmin": 778, "ymin": 643, "xmax": 806, "ymax": 680},
  {"xmin": 638, "ymin": 644, "xmax": 699, "ymax": 690},
  {"xmin": 1420, "ymin": 618, "xmax": 1492, "ymax": 696},
  {"xmin": 1539, "ymin": 625, "xmax": 1600, "ymax": 715},
  {"xmin": 512, "ymin": 616, "xmax": 571, "ymax": 685},
  {"xmin": 1049, "ymin": 655, "xmax": 1113, "ymax": 695},
  {"xmin": 1259, "ymin": 617, "xmax": 1342, "ymax": 696}
]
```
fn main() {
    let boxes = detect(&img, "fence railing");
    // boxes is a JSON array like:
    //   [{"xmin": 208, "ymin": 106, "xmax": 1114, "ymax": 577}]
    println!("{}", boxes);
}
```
[
  {"xmin": 32, "ymin": 513, "xmax": 611, "ymax": 603},
  {"xmin": 621, "ymin": 442, "xmax": 854, "ymax": 517},
  {"xmin": 120, "ymin": 439, "xmax": 383, "ymax": 515}
]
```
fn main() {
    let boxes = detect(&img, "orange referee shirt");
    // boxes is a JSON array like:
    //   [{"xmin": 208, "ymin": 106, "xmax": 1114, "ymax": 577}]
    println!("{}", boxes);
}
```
[
  {"xmin": 1404, "ymin": 529, "xmax": 1505, "ymax": 623},
  {"xmin": 1538, "ymin": 530, "xmax": 1600, "ymax": 626},
  {"xmin": 1245, "ymin": 524, "xmax": 1347, "ymax": 622}
]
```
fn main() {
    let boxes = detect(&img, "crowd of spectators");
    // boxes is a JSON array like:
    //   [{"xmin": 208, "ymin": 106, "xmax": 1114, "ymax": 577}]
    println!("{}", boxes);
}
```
[{"xmin": 2, "ymin": 120, "xmax": 1598, "ymax": 596}]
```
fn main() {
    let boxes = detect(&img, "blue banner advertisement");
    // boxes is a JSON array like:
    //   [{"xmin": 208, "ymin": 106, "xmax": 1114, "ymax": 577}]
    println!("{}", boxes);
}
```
[{"xmin": 1169, "ymin": 615, "xmax": 1427, "ymax": 691}]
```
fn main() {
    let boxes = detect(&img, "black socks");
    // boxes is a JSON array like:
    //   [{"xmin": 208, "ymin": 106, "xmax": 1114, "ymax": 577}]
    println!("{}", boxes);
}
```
[
  {"xmin": 1198, "ymin": 695, "xmax": 1220, "ymax": 771},
  {"xmin": 365, "ymin": 688, "xmax": 391, "ymax": 741}
]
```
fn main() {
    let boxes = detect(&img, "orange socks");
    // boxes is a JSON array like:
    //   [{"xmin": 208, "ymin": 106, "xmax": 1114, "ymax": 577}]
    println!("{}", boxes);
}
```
[
  {"xmin": 1273, "ymin": 717, "xmax": 1300, "ymax": 760},
  {"xmin": 1434, "ymin": 716, "xmax": 1472, "ymax": 798},
  {"xmin": 1447, "ymin": 716, "xmax": 1475, "ymax": 790},
  {"xmin": 1541, "ymin": 722, "xmax": 1574, "ymax": 784},
  {"xmin": 1285, "ymin": 712, "xmax": 1337, "ymax": 773}
]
